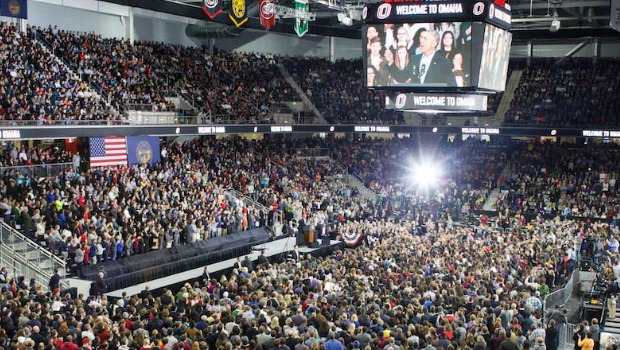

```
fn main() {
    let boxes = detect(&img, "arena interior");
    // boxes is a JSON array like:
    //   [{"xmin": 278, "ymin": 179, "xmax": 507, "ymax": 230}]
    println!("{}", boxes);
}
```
[{"xmin": 0, "ymin": 0, "xmax": 619, "ymax": 349}]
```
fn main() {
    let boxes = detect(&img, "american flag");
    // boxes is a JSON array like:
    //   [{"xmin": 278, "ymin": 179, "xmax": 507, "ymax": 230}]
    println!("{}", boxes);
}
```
[{"xmin": 89, "ymin": 137, "xmax": 127, "ymax": 168}]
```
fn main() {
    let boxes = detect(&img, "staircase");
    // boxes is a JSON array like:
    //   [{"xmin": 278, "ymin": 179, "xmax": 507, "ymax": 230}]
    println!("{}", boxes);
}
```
[
  {"xmin": 277, "ymin": 64, "xmax": 327, "ymax": 124},
  {"xmin": 0, "ymin": 221, "xmax": 67, "ymax": 291},
  {"xmin": 346, "ymin": 174, "xmax": 376, "ymax": 201},
  {"xmin": 494, "ymin": 70, "xmax": 524, "ymax": 124},
  {"xmin": 482, "ymin": 161, "xmax": 512, "ymax": 211}
]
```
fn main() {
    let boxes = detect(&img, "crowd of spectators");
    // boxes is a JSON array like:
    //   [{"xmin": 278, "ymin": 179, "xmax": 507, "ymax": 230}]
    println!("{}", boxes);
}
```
[
  {"xmin": 1, "ymin": 136, "xmax": 620, "ymax": 350},
  {"xmin": 178, "ymin": 52, "xmax": 299, "ymax": 124},
  {"xmin": 504, "ymin": 58, "xmax": 620, "ymax": 127},
  {"xmin": 283, "ymin": 57, "xmax": 402, "ymax": 124},
  {"xmin": 0, "ymin": 23, "xmax": 113, "ymax": 124},
  {"xmin": 33, "ymin": 25, "xmax": 299, "ymax": 123},
  {"xmin": 494, "ymin": 142, "xmax": 619, "ymax": 219},
  {"xmin": 333, "ymin": 137, "xmax": 510, "ymax": 222},
  {"xmin": 0, "ymin": 137, "xmax": 371, "ymax": 277},
  {"xmin": 0, "ymin": 144, "xmax": 76, "ymax": 168},
  {"xmin": 1, "ymin": 206, "xmax": 616, "ymax": 350}
]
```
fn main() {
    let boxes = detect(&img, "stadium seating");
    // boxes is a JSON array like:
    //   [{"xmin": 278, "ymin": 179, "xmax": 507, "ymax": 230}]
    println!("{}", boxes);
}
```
[
  {"xmin": 495, "ymin": 142, "xmax": 619, "ymax": 218},
  {"xmin": 504, "ymin": 58, "xmax": 620, "ymax": 127},
  {"xmin": 34, "ymin": 25, "xmax": 299, "ymax": 123},
  {"xmin": 0, "ymin": 22, "xmax": 114, "ymax": 124}
]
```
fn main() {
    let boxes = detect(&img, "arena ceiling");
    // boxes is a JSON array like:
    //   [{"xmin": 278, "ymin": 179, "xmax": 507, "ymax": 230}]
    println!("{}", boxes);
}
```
[{"xmin": 107, "ymin": 0, "xmax": 619, "ymax": 40}]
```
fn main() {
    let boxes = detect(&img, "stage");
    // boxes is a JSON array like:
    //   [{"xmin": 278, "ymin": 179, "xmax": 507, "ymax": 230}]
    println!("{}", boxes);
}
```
[{"xmin": 66, "ymin": 238, "xmax": 342, "ymax": 298}]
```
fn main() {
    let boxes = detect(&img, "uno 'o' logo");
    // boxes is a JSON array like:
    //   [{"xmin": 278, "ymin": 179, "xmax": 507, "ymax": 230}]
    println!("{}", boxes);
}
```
[
  {"xmin": 376, "ymin": 3, "xmax": 392, "ymax": 20},
  {"xmin": 488, "ymin": 4, "xmax": 495, "ymax": 18},
  {"xmin": 362, "ymin": 6, "xmax": 368, "ymax": 20},
  {"xmin": 473, "ymin": 1, "xmax": 485, "ymax": 16},
  {"xmin": 395, "ymin": 94, "xmax": 407, "ymax": 109},
  {"xmin": 261, "ymin": 1, "xmax": 274, "ymax": 19},
  {"xmin": 204, "ymin": 0, "xmax": 218, "ymax": 9}
]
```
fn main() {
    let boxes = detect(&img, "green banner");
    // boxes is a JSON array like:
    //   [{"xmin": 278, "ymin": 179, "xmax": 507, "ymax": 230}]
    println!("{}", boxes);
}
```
[{"xmin": 294, "ymin": 0, "xmax": 309, "ymax": 37}]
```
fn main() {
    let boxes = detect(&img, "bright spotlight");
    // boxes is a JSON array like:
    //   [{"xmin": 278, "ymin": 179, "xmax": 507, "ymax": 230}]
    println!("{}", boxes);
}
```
[{"xmin": 409, "ymin": 159, "xmax": 442, "ymax": 189}]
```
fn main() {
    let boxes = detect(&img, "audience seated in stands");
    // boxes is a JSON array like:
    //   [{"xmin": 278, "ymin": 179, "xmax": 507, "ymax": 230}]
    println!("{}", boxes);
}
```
[
  {"xmin": 0, "ymin": 23, "xmax": 114, "ymax": 124},
  {"xmin": 494, "ymin": 142, "xmax": 619, "ymax": 219},
  {"xmin": 504, "ymin": 58, "xmax": 620, "ymax": 127},
  {"xmin": 34, "ymin": 25, "xmax": 299, "ymax": 123}
]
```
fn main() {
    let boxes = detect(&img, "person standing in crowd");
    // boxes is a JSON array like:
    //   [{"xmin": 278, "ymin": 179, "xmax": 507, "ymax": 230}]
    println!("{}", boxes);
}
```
[
  {"xmin": 545, "ymin": 320, "xmax": 559, "ymax": 350},
  {"xmin": 49, "ymin": 268, "xmax": 61, "ymax": 293},
  {"xmin": 609, "ymin": 294, "xmax": 618, "ymax": 319},
  {"xmin": 578, "ymin": 332, "xmax": 595, "ymax": 350},
  {"xmin": 590, "ymin": 319, "xmax": 600, "ymax": 350}
]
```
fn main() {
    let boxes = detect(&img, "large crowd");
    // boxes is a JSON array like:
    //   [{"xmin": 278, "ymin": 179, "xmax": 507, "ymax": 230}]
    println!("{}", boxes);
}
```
[
  {"xmin": 3, "ymin": 21, "xmax": 620, "ymax": 126},
  {"xmin": 504, "ymin": 59, "xmax": 620, "ymax": 127},
  {"xmin": 332, "ymin": 138, "xmax": 511, "ymax": 222},
  {"xmin": 0, "ymin": 138, "xmax": 372, "ymax": 276},
  {"xmin": 494, "ymin": 142, "xmax": 619, "ymax": 219},
  {"xmin": 32, "ymin": 25, "xmax": 298, "ymax": 123},
  {"xmin": 0, "ymin": 23, "xmax": 113, "ymax": 125},
  {"xmin": 1, "ymin": 201, "xmax": 617, "ymax": 350},
  {"xmin": 0, "ymin": 137, "xmax": 617, "ymax": 350},
  {"xmin": 282, "ymin": 57, "xmax": 401, "ymax": 124}
]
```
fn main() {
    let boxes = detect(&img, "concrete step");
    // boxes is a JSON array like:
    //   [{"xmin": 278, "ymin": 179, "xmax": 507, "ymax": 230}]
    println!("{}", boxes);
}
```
[{"xmin": 605, "ymin": 320, "xmax": 620, "ymax": 329}]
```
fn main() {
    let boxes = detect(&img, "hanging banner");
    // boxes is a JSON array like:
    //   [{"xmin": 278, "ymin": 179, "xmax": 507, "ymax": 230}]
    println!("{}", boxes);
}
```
[
  {"xmin": 294, "ymin": 0, "xmax": 309, "ymax": 37},
  {"xmin": 1, "ymin": 0, "xmax": 28, "ymax": 19},
  {"xmin": 229, "ymin": 0, "xmax": 249, "ymax": 27},
  {"xmin": 612, "ymin": 0, "xmax": 620, "ymax": 32},
  {"xmin": 259, "ymin": 0, "xmax": 276, "ymax": 30},
  {"xmin": 202, "ymin": 0, "xmax": 223, "ymax": 19}
]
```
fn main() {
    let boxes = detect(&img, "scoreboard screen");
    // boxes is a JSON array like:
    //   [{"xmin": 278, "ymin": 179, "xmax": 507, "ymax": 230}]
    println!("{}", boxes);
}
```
[
  {"xmin": 364, "ymin": 22, "xmax": 473, "ymax": 88},
  {"xmin": 363, "ymin": 0, "xmax": 511, "ymax": 98}
]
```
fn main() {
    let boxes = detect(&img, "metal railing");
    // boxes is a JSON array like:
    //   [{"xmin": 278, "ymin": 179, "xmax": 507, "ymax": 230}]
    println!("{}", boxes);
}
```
[
  {"xmin": 0, "ymin": 162, "xmax": 74, "ymax": 178},
  {"xmin": 0, "ymin": 119, "xmax": 128, "ymax": 126},
  {"xmin": 123, "ymin": 103, "xmax": 177, "ymax": 112},
  {"xmin": 34, "ymin": 31, "xmax": 112, "ymax": 105},
  {"xmin": 225, "ymin": 188, "xmax": 270, "ymax": 216},
  {"xmin": 292, "ymin": 148, "xmax": 331, "ymax": 159},
  {"xmin": 0, "ymin": 221, "xmax": 67, "ymax": 291}
]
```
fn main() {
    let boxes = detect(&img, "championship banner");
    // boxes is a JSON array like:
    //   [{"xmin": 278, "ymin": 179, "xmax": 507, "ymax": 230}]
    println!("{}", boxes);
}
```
[
  {"xmin": 1, "ymin": 0, "xmax": 28, "ymax": 19},
  {"xmin": 612, "ymin": 0, "xmax": 620, "ymax": 32},
  {"xmin": 202, "ymin": 0, "xmax": 223, "ymax": 19},
  {"xmin": 259, "ymin": 0, "xmax": 276, "ymax": 30},
  {"xmin": 126, "ymin": 136, "xmax": 161, "ymax": 166},
  {"xmin": 294, "ymin": 0, "xmax": 309, "ymax": 37},
  {"xmin": 229, "ymin": 0, "xmax": 249, "ymax": 27}
]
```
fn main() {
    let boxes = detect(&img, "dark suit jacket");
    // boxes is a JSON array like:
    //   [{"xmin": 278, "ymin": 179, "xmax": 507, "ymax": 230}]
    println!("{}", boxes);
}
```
[{"xmin": 410, "ymin": 52, "xmax": 457, "ymax": 87}]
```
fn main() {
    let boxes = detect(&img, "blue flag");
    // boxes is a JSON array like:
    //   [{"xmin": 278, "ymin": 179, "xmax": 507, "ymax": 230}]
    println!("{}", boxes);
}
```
[
  {"xmin": 1, "ymin": 0, "xmax": 28, "ymax": 19},
  {"xmin": 126, "ymin": 136, "xmax": 161, "ymax": 166}
]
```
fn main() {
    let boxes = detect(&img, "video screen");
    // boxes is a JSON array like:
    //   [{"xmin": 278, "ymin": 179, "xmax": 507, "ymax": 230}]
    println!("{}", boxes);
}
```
[
  {"xmin": 364, "ymin": 22, "xmax": 473, "ymax": 88},
  {"xmin": 478, "ymin": 24, "xmax": 512, "ymax": 91}
]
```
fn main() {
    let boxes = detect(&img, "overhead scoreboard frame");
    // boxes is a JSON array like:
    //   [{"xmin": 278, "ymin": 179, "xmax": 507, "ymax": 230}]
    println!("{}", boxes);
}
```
[{"xmin": 362, "ymin": 0, "xmax": 512, "ymax": 112}]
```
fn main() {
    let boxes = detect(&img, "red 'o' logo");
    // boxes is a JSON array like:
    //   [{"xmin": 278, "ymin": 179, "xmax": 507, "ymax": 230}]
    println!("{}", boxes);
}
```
[
  {"xmin": 261, "ymin": 1, "xmax": 274, "ymax": 18},
  {"xmin": 376, "ymin": 3, "xmax": 392, "ymax": 19},
  {"xmin": 204, "ymin": 0, "xmax": 218, "ymax": 9}
]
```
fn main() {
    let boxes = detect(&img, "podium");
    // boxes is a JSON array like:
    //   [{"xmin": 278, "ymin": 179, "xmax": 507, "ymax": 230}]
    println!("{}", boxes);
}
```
[{"xmin": 305, "ymin": 230, "xmax": 315, "ymax": 245}]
